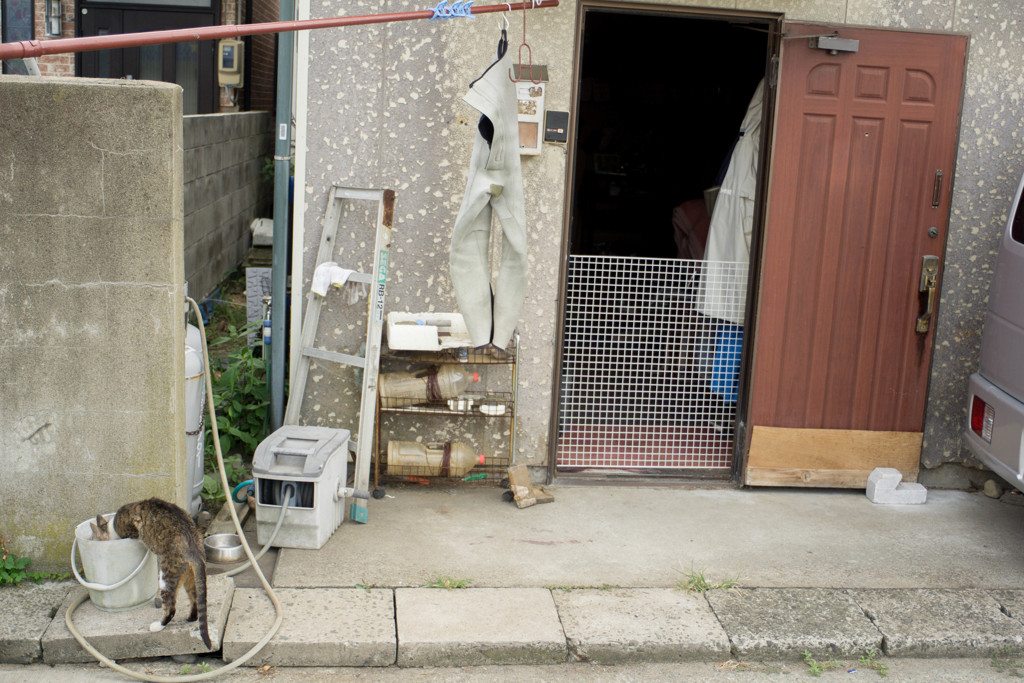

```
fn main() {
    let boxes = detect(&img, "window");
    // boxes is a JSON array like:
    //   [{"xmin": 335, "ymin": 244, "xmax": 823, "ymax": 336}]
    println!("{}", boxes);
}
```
[{"xmin": 1, "ymin": 0, "xmax": 33, "ymax": 75}]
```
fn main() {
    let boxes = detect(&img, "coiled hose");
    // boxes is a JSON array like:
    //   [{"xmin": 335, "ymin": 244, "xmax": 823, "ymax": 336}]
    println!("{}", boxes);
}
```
[{"xmin": 64, "ymin": 296, "xmax": 284, "ymax": 681}]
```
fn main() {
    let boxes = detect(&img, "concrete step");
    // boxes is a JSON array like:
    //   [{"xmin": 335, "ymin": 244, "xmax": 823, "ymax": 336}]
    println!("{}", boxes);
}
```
[
  {"xmin": 395, "ymin": 587, "xmax": 566, "ymax": 667},
  {"xmin": 553, "ymin": 587, "xmax": 730, "ymax": 663},
  {"xmin": 852, "ymin": 588, "xmax": 1024, "ymax": 657},
  {"xmin": 707, "ymin": 588, "xmax": 882, "ymax": 659},
  {"xmin": 10, "ymin": 583, "xmax": 1024, "ymax": 669},
  {"xmin": 0, "ymin": 581, "xmax": 75, "ymax": 664},
  {"xmin": 222, "ymin": 587, "xmax": 395, "ymax": 667},
  {"xmin": 41, "ymin": 573, "xmax": 233, "ymax": 664}
]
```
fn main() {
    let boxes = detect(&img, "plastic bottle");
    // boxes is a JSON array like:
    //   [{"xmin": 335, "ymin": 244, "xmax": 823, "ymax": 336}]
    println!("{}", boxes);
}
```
[
  {"xmin": 379, "ymin": 366, "xmax": 480, "ymax": 407},
  {"xmin": 387, "ymin": 441, "xmax": 486, "ymax": 478}
]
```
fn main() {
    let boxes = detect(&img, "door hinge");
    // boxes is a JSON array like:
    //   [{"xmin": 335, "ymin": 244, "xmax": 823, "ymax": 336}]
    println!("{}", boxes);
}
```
[{"xmin": 769, "ymin": 56, "xmax": 779, "ymax": 87}]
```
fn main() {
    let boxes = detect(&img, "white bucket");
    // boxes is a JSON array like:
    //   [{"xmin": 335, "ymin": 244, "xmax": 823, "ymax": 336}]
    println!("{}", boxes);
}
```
[{"xmin": 71, "ymin": 514, "xmax": 159, "ymax": 612}]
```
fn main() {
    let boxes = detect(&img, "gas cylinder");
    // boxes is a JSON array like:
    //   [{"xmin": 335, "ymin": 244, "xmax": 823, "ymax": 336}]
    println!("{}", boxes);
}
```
[{"xmin": 184, "ymin": 323, "xmax": 205, "ymax": 517}]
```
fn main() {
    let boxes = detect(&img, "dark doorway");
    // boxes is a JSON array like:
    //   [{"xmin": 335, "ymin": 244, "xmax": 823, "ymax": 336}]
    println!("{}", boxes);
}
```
[
  {"xmin": 569, "ymin": 10, "xmax": 768, "ymax": 258},
  {"xmin": 78, "ymin": 5, "xmax": 218, "ymax": 114},
  {"xmin": 553, "ymin": 6, "xmax": 775, "ymax": 479}
]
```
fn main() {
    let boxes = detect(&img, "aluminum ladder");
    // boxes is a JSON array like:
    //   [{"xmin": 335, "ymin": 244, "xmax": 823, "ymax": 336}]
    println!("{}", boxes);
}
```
[{"xmin": 284, "ymin": 185, "xmax": 395, "ymax": 523}]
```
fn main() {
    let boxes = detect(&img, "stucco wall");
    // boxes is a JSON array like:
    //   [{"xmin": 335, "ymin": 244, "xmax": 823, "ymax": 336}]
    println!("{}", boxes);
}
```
[
  {"xmin": 296, "ymin": 0, "xmax": 1024, "ymax": 474},
  {"xmin": 0, "ymin": 76, "xmax": 186, "ymax": 570}
]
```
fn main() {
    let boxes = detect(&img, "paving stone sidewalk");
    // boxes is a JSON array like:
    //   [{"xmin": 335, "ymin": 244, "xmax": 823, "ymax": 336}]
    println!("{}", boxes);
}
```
[{"xmin": 5, "ymin": 582, "xmax": 1024, "ymax": 668}]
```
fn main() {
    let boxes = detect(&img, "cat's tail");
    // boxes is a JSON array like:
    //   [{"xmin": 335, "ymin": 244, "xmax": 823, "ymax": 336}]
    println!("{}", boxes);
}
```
[{"xmin": 191, "ymin": 556, "xmax": 212, "ymax": 650}]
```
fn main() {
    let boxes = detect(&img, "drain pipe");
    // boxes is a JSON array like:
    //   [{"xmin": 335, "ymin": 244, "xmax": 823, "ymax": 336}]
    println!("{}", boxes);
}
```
[{"xmin": 269, "ymin": 0, "xmax": 295, "ymax": 432}]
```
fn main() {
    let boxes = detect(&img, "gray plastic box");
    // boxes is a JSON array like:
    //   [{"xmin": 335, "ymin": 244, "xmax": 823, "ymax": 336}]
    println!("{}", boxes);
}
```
[{"xmin": 252, "ymin": 425, "xmax": 351, "ymax": 549}]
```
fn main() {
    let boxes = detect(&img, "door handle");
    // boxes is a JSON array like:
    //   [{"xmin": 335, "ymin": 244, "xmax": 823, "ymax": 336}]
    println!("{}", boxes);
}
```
[{"xmin": 916, "ymin": 255, "xmax": 940, "ymax": 334}]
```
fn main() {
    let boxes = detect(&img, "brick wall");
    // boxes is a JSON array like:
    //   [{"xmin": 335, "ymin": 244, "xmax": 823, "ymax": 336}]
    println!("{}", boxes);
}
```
[
  {"xmin": 248, "ymin": 0, "xmax": 277, "ymax": 112},
  {"xmin": 0, "ymin": 0, "xmax": 73, "ymax": 75},
  {"xmin": 32, "ymin": 0, "xmax": 73, "ymax": 77}
]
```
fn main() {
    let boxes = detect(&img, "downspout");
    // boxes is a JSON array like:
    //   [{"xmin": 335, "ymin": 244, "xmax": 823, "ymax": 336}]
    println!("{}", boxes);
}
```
[{"xmin": 270, "ymin": 0, "xmax": 295, "ymax": 431}]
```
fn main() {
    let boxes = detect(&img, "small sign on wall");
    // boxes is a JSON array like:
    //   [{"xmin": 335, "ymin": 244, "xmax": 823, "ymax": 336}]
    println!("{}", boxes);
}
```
[
  {"xmin": 544, "ymin": 110, "xmax": 569, "ymax": 144},
  {"xmin": 514, "ymin": 64, "xmax": 547, "ymax": 156}
]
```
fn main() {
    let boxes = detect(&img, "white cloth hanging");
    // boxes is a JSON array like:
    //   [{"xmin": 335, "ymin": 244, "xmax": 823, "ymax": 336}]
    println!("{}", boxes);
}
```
[
  {"xmin": 700, "ymin": 79, "xmax": 764, "ymax": 325},
  {"xmin": 311, "ymin": 262, "xmax": 367, "ymax": 305},
  {"xmin": 449, "ymin": 32, "xmax": 528, "ymax": 350}
]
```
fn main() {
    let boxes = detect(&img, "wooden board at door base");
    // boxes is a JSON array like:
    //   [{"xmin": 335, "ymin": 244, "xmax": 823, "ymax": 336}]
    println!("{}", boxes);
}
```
[{"xmin": 744, "ymin": 426, "xmax": 921, "ymax": 488}]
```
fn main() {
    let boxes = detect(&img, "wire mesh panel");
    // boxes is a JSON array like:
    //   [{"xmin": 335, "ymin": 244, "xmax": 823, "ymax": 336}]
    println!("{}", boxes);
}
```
[{"xmin": 557, "ymin": 255, "xmax": 748, "ymax": 471}]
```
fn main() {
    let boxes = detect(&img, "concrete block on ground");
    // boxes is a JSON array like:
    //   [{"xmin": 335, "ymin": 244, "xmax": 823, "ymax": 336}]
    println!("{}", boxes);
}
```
[
  {"xmin": 707, "ymin": 588, "xmax": 881, "ymax": 660},
  {"xmin": 41, "ymin": 574, "xmax": 233, "ymax": 663},
  {"xmin": 222, "ymin": 588, "xmax": 395, "ymax": 666},
  {"xmin": 396, "ymin": 587, "xmax": 566, "ymax": 667},
  {"xmin": 553, "ymin": 588, "xmax": 729, "ymax": 663},
  {"xmin": 0, "ymin": 581, "xmax": 75, "ymax": 663},
  {"xmin": 853, "ymin": 589, "xmax": 1024, "ymax": 657},
  {"xmin": 866, "ymin": 468, "xmax": 927, "ymax": 505}
]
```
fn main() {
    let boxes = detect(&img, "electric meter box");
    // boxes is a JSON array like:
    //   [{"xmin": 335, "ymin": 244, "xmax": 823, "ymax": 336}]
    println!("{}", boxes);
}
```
[
  {"xmin": 252, "ymin": 425, "xmax": 351, "ymax": 550},
  {"xmin": 218, "ymin": 39, "xmax": 244, "ymax": 88}
]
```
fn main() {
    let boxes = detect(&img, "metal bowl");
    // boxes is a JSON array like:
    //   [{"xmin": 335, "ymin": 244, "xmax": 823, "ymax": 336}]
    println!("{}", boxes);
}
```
[{"xmin": 204, "ymin": 533, "xmax": 244, "ymax": 563}]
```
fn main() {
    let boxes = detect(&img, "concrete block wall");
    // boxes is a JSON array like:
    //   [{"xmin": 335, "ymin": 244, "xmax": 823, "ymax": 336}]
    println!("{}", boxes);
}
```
[
  {"xmin": 183, "ymin": 111, "xmax": 273, "ymax": 300},
  {"xmin": 0, "ymin": 76, "xmax": 187, "ymax": 571}
]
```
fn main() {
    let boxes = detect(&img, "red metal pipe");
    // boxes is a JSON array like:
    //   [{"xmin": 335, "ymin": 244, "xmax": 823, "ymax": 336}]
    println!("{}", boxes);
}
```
[{"xmin": 0, "ymin": 0, "xmax": 557, "ymax": 61}]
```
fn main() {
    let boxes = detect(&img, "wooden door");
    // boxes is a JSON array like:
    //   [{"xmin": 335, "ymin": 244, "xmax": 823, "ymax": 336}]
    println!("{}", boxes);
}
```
[{"xmin": 744, "ymin": 24, "xmax": 967, "ymax": 487}]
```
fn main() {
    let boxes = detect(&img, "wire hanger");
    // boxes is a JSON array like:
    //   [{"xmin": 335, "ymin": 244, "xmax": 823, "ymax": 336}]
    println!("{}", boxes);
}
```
[
  {"xmin": 468, "ymin": 11, "xmax": 509, "ymax": 88},
  {"xmin": 509, "ymin": 0, "xmax": 544, "ymax": 84}
]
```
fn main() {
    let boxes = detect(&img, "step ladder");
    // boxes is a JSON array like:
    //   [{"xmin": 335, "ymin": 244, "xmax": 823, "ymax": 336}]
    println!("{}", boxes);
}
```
[{"xmin": 284, "ymin": 185, "xmax": 395, "ymax": 523}]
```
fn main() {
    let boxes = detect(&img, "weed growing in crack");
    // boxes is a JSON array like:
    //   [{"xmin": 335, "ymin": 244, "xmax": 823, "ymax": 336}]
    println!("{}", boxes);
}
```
[{"xmin": 676, "ymin": 564, "xmax": 740, "ymax": 592}]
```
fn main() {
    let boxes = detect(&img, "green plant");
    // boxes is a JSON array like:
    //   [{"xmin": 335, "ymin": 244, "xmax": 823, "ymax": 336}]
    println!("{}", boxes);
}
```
[
  {"xmin": 0, "ymin": 535, "xmax": 67, "ymax": 585},
  {"xmin": 206, "ymin": 321, "xmax": 269, "ymax": 457},
  {"xmin": 676, "ymin": 565, "xmax": 740, "ymax": 593},
  {"xmin": 425, "ymin": 573, "xmax": 472, "ymax": 589},
  {"xmin": 202, "ymin": 453, "xmax": 250, "ymax": 507},
  {"xmin": 991, "ymin": 646, "xmax": 1024, "ymax": 677},
  {"xmin": 198, "ymin": 320, "xmax": 266, "ymax": 508},
  {"xmin": 356, "ymin": 581, "xmax": 383, "ymax": 590},
  {"xmin": 859, "ymin": 649, "xmax": 888, "ymax": 677},
  {"xmin": 802, "ymin": 650, "xmax": 841, "ymax": 677}
]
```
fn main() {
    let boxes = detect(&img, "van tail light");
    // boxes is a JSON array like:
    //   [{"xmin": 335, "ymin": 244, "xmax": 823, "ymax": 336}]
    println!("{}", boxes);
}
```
[{"xmin": 971, "ymin": 395, "xmax": 994, "ymax": 443}]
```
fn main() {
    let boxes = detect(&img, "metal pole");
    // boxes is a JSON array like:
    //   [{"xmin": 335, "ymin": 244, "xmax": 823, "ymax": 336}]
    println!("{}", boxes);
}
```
[
  {"xmin": 270, "ymin": 0, "xmax": 295, "ymax": 431},
  {"xmin": 0, "ymin": 1, "xmax": 558, "ymax": 60}
]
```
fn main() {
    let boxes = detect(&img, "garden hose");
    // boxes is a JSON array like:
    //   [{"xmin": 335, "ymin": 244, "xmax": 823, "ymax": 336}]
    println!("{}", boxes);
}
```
[
  {"xmin": 231, "ymin": 480, "xmax": 254, "ymax": 504},
  {"xmin": 63, "ymin": 296, "xmax": 284, "ymax": 681},
  {"xmin": 224, "ymin": 483, "xmax": 295, "ymax": 579}
]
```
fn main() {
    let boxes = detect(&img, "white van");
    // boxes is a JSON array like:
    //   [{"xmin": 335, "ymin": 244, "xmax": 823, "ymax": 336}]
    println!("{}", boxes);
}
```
[{"xmin": 965, "ymin": 168, "xmax": 1024, "ymax": 490}]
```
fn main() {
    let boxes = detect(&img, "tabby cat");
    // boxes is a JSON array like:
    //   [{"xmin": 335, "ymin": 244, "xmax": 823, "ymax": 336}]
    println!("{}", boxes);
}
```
[{"xmin": 113, "ymin": 498, "xmax": 211, "ymax": 649}]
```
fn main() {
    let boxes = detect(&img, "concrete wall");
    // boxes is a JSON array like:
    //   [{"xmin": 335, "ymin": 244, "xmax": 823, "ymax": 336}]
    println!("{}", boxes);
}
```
[
  {"xmin": 183, "ymin": 112, "xmax": 273, "ymax": 300},
  {"xmin": 0, "ymin": 76, "xmax": 186, "ymax": 571},
  {"xmin": 295, "ymin": 0, "xmax": 1024, "ymax": 476}
]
